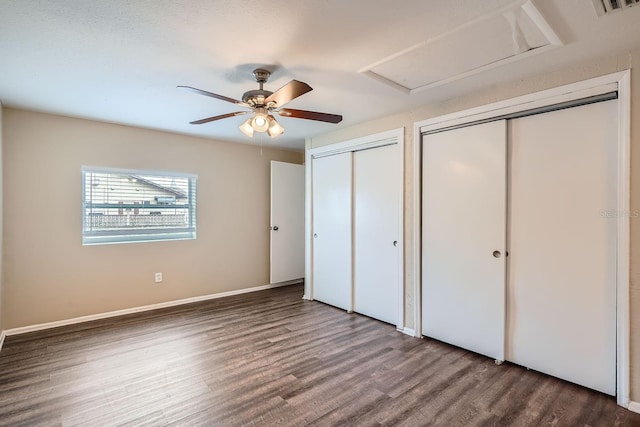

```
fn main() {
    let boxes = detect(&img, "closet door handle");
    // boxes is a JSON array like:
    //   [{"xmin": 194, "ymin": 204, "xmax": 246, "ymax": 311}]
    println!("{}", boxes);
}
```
[
  {"xmin": 493, "ymin": 250, "xmax": 502, "ymax": 258},
  {"xmin": 393, "ymin": 240, "xmax": 398, "ymax": 247}
]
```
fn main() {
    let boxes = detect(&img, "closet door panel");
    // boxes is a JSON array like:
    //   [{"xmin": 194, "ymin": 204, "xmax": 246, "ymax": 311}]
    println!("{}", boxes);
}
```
[
  {"xmin": 354, "ymin": 144, "xmax": 400, "ymax": 325},
  {"xmin": 422, "ymin": 120, "xmax": 507, "ymax": 360},
  {"xmin": 311, "ymin": 152, "xmax": 352, "ymax": 310},
  {"xmin": 507, "ymin": 100, "xmax": 617, "ymax": 395}
]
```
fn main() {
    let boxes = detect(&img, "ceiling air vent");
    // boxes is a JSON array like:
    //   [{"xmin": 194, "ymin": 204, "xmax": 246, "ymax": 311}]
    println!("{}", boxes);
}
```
[{"xmin": 592, "ymin": 0, "xmax": 640, "ymax": 16}]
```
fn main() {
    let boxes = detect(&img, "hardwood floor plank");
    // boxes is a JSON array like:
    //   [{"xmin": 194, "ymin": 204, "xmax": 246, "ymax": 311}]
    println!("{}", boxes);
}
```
[{"xmin": 0, "ymin": 284, "xmax": 638, "ymax": 426}]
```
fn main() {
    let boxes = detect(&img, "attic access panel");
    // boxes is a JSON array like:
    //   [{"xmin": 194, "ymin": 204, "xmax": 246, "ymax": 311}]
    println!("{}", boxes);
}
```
[{"xmin": 360, "ymin": 0, "xmax": 562, "ymax": 94}]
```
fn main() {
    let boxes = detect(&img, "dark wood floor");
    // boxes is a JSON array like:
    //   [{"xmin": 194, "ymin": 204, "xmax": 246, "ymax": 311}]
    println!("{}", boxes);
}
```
[{"xmin": 0, "ymin": 284, "xmax": 638, "ymax": 426}]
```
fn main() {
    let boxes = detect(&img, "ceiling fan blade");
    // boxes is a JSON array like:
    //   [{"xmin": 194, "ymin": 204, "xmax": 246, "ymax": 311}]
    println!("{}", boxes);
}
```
[
  {"xmin": 264, "ymin": 80, "xmax": 313, "ymax": 107},
  {"xmin": 177, "ymin": 85, "xmax": 246, "ymax": 106},
  {"xmin": 190, "ymin": 111, "xmax": 248, "ymax": 125},
  {"xmin": 278, "ymin": 108, "xmax": 343, "ymax": 124}
]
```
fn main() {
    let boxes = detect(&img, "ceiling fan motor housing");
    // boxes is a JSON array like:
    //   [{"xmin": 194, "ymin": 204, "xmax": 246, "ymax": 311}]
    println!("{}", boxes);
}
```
[
  {"xmin": 242, "ymin": 89, "xmax": 273, "ymax": 106},
  {"xmin": 243, "ymin": 68, "xmax": 274, "ymax": 106}
]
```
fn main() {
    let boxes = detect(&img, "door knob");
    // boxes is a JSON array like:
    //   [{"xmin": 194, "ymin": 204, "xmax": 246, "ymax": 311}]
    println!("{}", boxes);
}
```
[
  {"xmin": 493, "ymin": 250, "xmax": 501, "ymax": 258},
  {"xmin": 313, "ymin": 233, "xmax": 318, "ymax": 238},
  {"xmin": 272, "ymin": 226, "xmax": 279, "ymax": 231},
  {"xmin": 393, "ymin": 240, "xmax": 398, "ymax": 247}
]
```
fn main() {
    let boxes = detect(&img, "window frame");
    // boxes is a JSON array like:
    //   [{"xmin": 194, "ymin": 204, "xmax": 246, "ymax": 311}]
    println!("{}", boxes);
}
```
[{"xmin": 81, "ymin": 166, "xmax": 197, "ymax": 245}]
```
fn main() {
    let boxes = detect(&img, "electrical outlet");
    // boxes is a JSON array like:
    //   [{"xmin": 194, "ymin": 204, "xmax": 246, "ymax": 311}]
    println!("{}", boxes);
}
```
[{"xmin": 154, "ymin": 272, "xmax": 163, "ymax": 283}]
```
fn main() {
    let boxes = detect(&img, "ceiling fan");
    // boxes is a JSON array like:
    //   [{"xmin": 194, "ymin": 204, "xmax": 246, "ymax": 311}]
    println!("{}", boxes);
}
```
[{"xmin": 178, "ymin": 68, "xmax": 343, "ymax": 138}]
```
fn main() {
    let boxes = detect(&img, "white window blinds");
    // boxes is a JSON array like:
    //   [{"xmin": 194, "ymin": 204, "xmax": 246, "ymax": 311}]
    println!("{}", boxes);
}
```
[{"xmin": 82, "ymin": 167, "xmax": 197, "ymax": 245}]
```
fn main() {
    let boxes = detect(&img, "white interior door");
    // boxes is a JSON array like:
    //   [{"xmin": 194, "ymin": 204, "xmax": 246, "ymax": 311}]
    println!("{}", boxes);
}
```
[
  {"xmin": 312, "ymin": 152, "xmax": 352, "ymax": 310},
  {"xmin": 507, "ymin": 100, "xmax": 617, "ymax": 395},
  {"xmin": 270, "ymin": 161, "xmax": 305, "ymax": 284},
  {"xmin": 422, "ymin": 120, "xmax": 507, "ymax": 361},
  {"xmin": 354, "ymin": 144, "xmax": 400, "ymax": 325}
]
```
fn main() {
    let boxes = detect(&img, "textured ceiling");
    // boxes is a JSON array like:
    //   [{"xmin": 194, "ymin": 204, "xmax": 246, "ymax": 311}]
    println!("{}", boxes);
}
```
[{"xmin": 0, "ymin": 0, "xmax": 639, "ymax": 150}]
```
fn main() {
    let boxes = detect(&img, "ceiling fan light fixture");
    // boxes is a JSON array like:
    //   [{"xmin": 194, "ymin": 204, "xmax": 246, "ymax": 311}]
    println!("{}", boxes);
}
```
[
  {"xmin": 267, "ymin": 115, "xmax": 284, "ymax": 138},
  {"xmin": 239, "ymin": 117, "xmax": 254, "ymax": 137}
]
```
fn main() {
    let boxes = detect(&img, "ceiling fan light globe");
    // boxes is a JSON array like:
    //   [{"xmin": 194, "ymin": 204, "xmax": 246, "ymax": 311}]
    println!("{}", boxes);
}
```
[
  {"xmin": 249, "ymin": 107, "xmax": 270, "ymax": 132},
  {"xmin": 239, "ymin": 118, "xmax": 254, "ymax": 137},
  {"xmin": 267, "ymin": 115, "xmax": 284, "ymax": 138},
  {"xmin": 251, "ymin": 114, "xmax": 270, "ymax": 132}
]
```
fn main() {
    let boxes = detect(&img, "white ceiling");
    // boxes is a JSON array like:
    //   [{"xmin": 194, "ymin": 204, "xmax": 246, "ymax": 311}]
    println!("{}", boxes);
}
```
[{"xmin": 0, "ymin": 0, "xmax": 639, "ymax": 151}]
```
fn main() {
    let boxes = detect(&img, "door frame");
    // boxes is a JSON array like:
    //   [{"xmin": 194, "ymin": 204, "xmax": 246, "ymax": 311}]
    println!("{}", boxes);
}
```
[
  {"xmin": 305, "ymin": 128, "xmax": 405, "ymax": 329},
  {"xmin": 412, "ymin": 70, "xmax": 631, "ymax": 407}
]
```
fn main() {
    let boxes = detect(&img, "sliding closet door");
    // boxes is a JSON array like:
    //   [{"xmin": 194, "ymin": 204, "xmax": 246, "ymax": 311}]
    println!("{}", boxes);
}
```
[
  {"xmin": 507, "ymin": 100, "xmax": 617, "ymax": 395},
  {"xmin": 354, "ymin": 144, "xmax": 400, "ymax": 325},
  {"xmin": 422, "ymin": 120, "xmax": 507, "ymax": 361},
  {"xmin": 312, "ymin": 152, "xmax": 352, "ymax": 311}
]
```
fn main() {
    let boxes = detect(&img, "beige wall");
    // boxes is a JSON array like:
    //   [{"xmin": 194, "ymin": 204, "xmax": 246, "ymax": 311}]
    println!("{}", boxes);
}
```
[
  {"xmin": 308, "ymin": 49, "xmax": 640, "ymax": 399},
  {"xmin": 2, "ymin": 108, "xmax": 302, "ymax": 329}
]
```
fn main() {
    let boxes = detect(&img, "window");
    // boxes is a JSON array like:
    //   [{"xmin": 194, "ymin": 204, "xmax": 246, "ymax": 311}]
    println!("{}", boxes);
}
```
[{"xmin": 82, "ymin": 167, "xmax": 197, "ymax": 245}]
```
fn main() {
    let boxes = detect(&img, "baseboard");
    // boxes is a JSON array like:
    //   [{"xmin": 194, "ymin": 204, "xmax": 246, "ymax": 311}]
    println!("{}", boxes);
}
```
[
  {"xmin": 4, "ymin": 278, "xmax": 303, "ymax": 337},
  {"xmin": 398, "ymin": 327, "xmax": 417, "ymax": 337},
  {"xmin": 0, "ymin": 330, "xmax": 5, "ymax": 351},
  {"xmin": 628, "ymin": 401, "xmax": 640, "ymax": 413}
]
